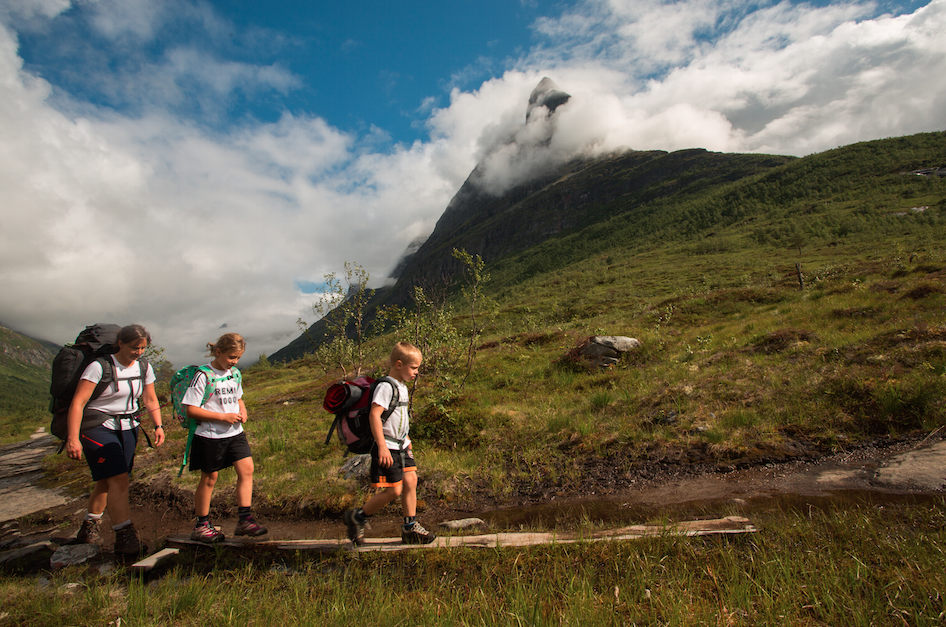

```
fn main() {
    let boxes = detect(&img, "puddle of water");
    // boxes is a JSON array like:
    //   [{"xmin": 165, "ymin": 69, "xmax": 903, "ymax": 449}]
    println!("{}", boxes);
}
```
[{"xmin": 479, "ymin": 490, "xmax": 946, "ymax": 531}]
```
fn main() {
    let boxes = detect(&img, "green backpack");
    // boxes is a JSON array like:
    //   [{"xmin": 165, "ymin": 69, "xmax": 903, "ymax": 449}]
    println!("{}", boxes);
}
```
[{"xmin": 169, "ymin": 365, "xmax": 243, "ymax": 476}]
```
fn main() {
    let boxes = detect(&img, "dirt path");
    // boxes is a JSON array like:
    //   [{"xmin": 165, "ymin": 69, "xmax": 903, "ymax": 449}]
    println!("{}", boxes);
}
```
[{"xmin": 2, "ymin": 433, "xmax": 945, "ymax": 550}]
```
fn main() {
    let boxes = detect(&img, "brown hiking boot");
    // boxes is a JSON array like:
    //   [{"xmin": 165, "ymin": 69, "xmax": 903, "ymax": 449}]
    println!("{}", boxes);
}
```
[
  {"xmin": 113, "ymin": 523, "xmax": 146, "ymax": 556},
  {"xmin": 77, "ymin": 518, "xmax": 103, "ymax": 545}
]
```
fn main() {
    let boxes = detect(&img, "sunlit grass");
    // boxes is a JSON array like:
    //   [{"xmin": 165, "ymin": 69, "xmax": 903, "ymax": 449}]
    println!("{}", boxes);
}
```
[{"xmin": 3, "ymin": 500, "xmax": 945, "ymax": 626}]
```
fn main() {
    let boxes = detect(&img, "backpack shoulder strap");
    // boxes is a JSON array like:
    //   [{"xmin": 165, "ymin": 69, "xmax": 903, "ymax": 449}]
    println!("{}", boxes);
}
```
[
  {"xmin": 195, "ymin": 365, "xmax": 217, "ymax": 407},
  {"xmin": 377, "ymin": 376, "xmax": 401, "ymax": 423},
  {"xmin": 90, "ymin": 356, "xmax": 114, "ymax": 401},
  {"xmin": 137, "ymin": 357, "xmax": 150, "ymax": 381},
  {"xmin": 178, "ymin": 364, "xmax": 215, "ymax": 478}
]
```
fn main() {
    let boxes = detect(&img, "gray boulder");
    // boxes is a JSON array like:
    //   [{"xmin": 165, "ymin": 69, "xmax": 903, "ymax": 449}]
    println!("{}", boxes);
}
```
[
  {"xmin": 591, "ymin": 336, "xmax": 641, "ymax": 352},
  {"xmin": 340, "ymin": 454, "xmax": 371, "ymax": 481},
  {"xmin": 573, "ymin": 335, "xmax": 642, "ymax": 368}
]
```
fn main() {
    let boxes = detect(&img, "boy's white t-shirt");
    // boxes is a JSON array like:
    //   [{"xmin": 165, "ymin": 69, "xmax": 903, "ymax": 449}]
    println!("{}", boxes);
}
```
[
  {"xmin": 80, "ymin": 356, "xmax": 156, "ymax": 431},
  {"xmin": 181, "ymin": 364, "xmax": 244, "ymax": 439},
  {"xmin": 371, "ymin": 378, "xmax": 411, "ymax": 449}
]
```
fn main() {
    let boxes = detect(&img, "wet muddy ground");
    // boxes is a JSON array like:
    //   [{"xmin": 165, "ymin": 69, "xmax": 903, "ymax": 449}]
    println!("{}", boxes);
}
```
[{"xmin": 2, "ymin": 432, "xmax": 945, "ymax": 555}]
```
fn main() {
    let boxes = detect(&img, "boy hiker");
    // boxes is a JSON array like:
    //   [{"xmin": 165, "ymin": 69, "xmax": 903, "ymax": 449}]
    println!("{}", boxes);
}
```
[{"xmin": 343, "ymin": 342, "xmax": 436, "ymax": 546}]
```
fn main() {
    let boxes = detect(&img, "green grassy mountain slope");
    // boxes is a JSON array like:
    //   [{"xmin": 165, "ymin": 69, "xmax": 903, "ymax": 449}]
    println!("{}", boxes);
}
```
[
  {"xmin": 488, "ymin": 131, "xmax": 946, "ymax": 291},
  {"xmin": 388, "ymin": 148, "xmax": 794, "ymax": 301},
  {"xmin": 272, "ymin": 131, "xmax": 944, "ymax": 362},
  {"xmin": 0, "ymin": 325, "xmax": 56, "ymax": 441}
]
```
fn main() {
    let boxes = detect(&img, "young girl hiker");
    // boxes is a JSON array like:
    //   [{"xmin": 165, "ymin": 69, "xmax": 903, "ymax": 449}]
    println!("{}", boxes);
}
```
[
  {"xmin": 343, "ymin": 341, "xmax": 437, "ymax": 546},
  {"xmin": 66, "ymin": 324, "xmax": 164, "ymax": 556},
  {"xmin": 182, "ymin": 333, "xmax": 267, "ymax": 543}
]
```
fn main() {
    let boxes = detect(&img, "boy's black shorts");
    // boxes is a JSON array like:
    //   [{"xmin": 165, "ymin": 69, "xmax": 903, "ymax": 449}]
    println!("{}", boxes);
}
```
[
  {"xmin": 189, "ymin": 432, "xmax": 252, "ymax": 474},
  {"xmin": 370, "ymin": 444, "xmax": 416, "ymax": 488}
]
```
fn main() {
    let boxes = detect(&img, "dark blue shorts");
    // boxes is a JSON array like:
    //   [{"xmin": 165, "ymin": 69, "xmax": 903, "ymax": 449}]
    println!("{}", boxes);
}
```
[
  {"xmin": 370, "ymin": 444, "xmax": 416, "ymax": 488},
  {"xmin": 189, "ymin": 432, "xmax": 252, "ymax": 474},
  {"xmin": 80, "ymin": 425, "xmax": 138, "ymax": 481}
]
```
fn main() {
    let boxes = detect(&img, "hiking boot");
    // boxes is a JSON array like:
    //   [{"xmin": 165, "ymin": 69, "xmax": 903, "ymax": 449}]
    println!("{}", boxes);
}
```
[
  {"xmin": 76, "ymin": 518, "xmax": 103, "ymax": 545},
  {"xmin": 342, "ymin": 508, "xmax": 366, "ymax": 546},
  {"xmin": 113, "ymin": 523, "xmax": 146, "ymax": 556},
  {"xmin": 234, "ymin": 516, "xmax": 268, "ymax": 537},
  {"xmin": 191, "ymin": 522, "xmax": 225, "ymax": 544},
  {"xmin": 401, "ymin": 521, "xmax": 436, "ymax": 545}
]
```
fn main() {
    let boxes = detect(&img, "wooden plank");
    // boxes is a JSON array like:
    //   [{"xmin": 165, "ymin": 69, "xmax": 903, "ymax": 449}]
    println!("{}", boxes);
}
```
[
  {"xmin": 165, "ymin": 516, "xmax": 757, "ymax": 553},
  {"xmin": 132, "ymin": 547, "xmax": 180, "ymax": 570}
]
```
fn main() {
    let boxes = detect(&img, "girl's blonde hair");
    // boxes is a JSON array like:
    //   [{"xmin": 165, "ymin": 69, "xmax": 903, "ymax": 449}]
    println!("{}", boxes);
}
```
[
  {"xmin": 391, "ymin": 341, "xmax": 422, "ymax": 365},
  {"xmin": 207, "ymin": 332, "xmax": 246, "ymax": 356}
]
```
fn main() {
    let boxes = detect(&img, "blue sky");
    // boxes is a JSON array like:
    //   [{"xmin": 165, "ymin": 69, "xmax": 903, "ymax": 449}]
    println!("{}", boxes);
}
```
[
  {"xmin": 15, "ymin": 0, "xmax": 554, "ymax": 145},
  {"xmin": 0, "ymin": 0, "xmax": 943, "ymax": 365}
]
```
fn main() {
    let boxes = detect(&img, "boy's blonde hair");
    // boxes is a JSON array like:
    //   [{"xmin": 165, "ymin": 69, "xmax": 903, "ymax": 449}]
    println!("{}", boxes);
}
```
[
  {"xmin": 207, "ymin": 332, "xmax": 246, "ymax": 356},
  {"xmin": 391, "ymin": 341, "xmax": 422, "ymax": 365}
]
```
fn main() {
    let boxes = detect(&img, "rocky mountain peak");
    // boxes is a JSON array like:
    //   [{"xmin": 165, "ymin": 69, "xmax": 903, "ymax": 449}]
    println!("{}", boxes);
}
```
[{"xmin": 526, "ymin": 77, "xmax": 571, "ymax": 123}]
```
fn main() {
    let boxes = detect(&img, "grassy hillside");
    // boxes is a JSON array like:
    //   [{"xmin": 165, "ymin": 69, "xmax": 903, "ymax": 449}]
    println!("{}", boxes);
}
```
[
  {"xmin": 271, "ymin": 148, "xmax": 796, "ymax": 361},
  {"xmin": 487, "ymin": 131, "xmax": 946, "ymax": 290},
  {"xmin": 0, "ymin": 326, "xmax": 55, "ymax": 442},
  {"xmin": 205, "ymin": 240, "xmax": 942, "ymax": 514}
]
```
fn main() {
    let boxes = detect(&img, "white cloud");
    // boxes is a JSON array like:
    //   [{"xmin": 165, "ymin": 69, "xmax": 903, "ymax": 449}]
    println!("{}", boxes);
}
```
[
  {"xmin": 460, "ymin": 0, "xmax": 946, "ymax": 191},
  {"xmin": 0, "ymin": 0, "xmax": 944, "ymax": 366},
  {"xmin": 0, "ymin": 16, "xmax": 464, "ymax": 364}
]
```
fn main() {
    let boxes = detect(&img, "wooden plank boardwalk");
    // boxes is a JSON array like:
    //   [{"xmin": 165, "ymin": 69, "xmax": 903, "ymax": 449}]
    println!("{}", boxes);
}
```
[{"xmin": 163, "ymin": 515, "xmax": 756, "ymax": 555}]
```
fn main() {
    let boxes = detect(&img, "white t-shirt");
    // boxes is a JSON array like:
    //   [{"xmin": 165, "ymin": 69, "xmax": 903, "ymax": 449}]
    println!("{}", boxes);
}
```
[
  {"xmin": 80, "ymin": 356, "xmax": 156, "ymax": 431},
  {"xmin": 181, "ymin": 364, "xmax": 244, "ymax": 439},
  {"xmin": 371, "ymin": 378, "xmax": 411, "ymax": 449}
]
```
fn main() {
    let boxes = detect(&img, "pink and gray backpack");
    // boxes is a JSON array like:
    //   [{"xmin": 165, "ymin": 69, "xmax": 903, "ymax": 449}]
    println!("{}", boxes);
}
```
[{"xmin": 323, "ymin": 376, "xmax": 399, "ymax": 455}]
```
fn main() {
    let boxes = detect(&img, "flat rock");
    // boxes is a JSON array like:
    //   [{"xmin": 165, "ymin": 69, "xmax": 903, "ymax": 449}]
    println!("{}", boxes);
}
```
[
  {"xmin": 439, "ymin": 517, "xmax": 486, "ymax": 530},
  {"xmin": 0, "ymin": 541, "xmax": 57, "ymax": 565},
  {"xmin": 873, "ymin": 440, "xmax": 946, "ymax": 490},
  {"xmin": 51, "ymin": 543, "xmax": 101, "ymax": 570},
  {"xmin": 0, "ymin": 437, "xmax": 71, "ymax": 523}
]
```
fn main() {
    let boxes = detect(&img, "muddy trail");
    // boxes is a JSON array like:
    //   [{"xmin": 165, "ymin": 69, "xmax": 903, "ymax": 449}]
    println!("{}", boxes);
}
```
[{"xmin": 3, "ymin": 431, "xmax": 946, "ymax": 557}]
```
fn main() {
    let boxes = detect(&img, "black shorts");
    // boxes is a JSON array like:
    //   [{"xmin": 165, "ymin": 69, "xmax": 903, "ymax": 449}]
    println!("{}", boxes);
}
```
[
  {"xmin": 189, "ymin": 432, "xmax": 252, "ymax": 474},
  {"xmin": 81, "ymin": 425, "xmax": 138, "ymax": 481},
  {"xmin": 370, "ymin": 443, "xmax": 416, "ymax": 488}
]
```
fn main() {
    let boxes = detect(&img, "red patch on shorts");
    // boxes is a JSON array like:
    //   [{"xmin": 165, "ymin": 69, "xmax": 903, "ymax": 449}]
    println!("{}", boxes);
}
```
[{"xmin": 98, "ymin": 458, "xmax": 106, "ymax": 464}]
